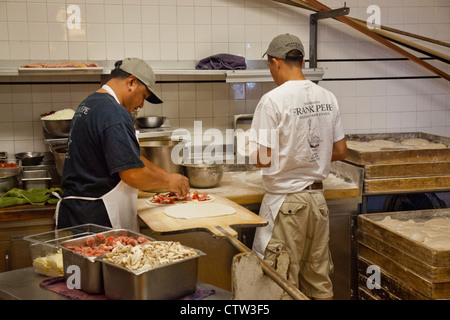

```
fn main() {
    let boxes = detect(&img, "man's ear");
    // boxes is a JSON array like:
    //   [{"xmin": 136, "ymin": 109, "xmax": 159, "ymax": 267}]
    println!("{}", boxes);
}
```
[
  {"xmin": 127, "ymin": 75, "xmax": 138, "ymax": 91},
  {"xmin": 273, "ymin": 57, "xmax": 282, "ymax": 70}
]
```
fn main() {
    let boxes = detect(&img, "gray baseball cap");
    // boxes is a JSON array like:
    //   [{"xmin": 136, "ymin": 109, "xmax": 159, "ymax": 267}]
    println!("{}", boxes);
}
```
[
  {"xmin": 263, "ymin": 33, "xmax": 305, "ymax": 60},
  {"xmin": 118, "ymin": 57, "xmax": 163, "ymax": 104}
]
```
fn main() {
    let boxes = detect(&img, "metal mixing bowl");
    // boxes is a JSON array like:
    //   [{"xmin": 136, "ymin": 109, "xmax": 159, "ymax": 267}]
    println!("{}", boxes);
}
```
[
  {"xmin": 136, "ymin": 116, "xmax": 166, "ymax": 128},
  {"xmin": 140, "ymin": 138, "xmax": 183, "ymax": 174},
  {"xmin": 42, "ymin": 119, "xmax": 72, "ymax": 137},
  {"xmin": 52, "ymin": 147, "xmax": 67, "ymax": 177},
  {"xmin": 182, "ymin": 163, "xmax": 224, "ymax": 188},
  {"xmin": 0, "ymin": 168, "xmax": 19, "ymax": 196},
  {"xmin": 15, "ymin": 152, "xmax": 45, "ymax": 166}
]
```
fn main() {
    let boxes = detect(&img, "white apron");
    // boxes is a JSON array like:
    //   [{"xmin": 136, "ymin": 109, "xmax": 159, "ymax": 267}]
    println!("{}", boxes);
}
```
[
  {"xmin": 54, "ymin": 181, "xmax": 139, "ymax": 232},
  {"xmin": 252, "ymin": 193, "xmax": 286, "ymax": 258},
  {"xmin": 54, "ymin": 84, "xmax": 140, "ymax": 232}
]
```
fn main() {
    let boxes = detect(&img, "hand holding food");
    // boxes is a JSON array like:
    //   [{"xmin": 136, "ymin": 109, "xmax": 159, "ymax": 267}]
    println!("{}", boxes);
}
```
[{"xmin": 165, "ymin": 173, "xmax": 190, "ymax": 197}]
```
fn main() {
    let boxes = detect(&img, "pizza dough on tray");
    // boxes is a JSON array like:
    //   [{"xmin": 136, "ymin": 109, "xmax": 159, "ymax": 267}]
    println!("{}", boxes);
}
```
[
  {"xmin": 163, "ymin": 203, "xmax": 236, "ymax": 219},
  {"xmin": 347, "ymin": 138, "xmax": 447, "ymax": 151},
  {"xmin": 377, "ymin": 216, "xmax": 450, "ymax": 250},
  {"xmin": 414, "ymin": 143, "xmax": 447, "ymax": 149},
  {"xmin": 346, "ymin": 140, "xmax": 377, "ymax": 151},
  {"xmin": 400, "ymin": 138, "xmax": 430, "ymax": 146},
  {"xmin": 401, "ymin": 139, "xmax": 447, "ymax": 149},
  {"xmin": 368, "ymin": 140, "xmax": 398, "ymax": 148}
]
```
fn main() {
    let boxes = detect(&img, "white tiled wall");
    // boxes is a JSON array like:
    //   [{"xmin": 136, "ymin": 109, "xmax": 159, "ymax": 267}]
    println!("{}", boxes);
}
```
[{"xmin": 0, "ymin": 0, "xmax": 449, "ymax": 154}]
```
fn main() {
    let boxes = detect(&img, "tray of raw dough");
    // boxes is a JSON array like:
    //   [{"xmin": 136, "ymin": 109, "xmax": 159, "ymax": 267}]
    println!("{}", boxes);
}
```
[
  {"xmin": 137, "ymin": 194, "xmax": 267, "ymax": 237},
  {"xmin": 344, "ymin": 132, "xmax": 449, "ymax": 165},
  {"xmin": 357, "ymin": 208, "xmax": 450, "ymax": 299}
]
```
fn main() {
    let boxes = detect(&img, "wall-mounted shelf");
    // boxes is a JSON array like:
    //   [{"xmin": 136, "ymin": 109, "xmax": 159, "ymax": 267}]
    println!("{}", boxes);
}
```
[{"xmin": 0, "ymin": 60, "xmax": 324, "ymax": 83}]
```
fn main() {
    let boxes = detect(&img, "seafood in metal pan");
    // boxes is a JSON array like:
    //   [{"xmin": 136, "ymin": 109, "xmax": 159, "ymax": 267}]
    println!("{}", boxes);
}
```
[{"xmin": 102, "ymin": 241, "xmax": 198, "ymax": 271}]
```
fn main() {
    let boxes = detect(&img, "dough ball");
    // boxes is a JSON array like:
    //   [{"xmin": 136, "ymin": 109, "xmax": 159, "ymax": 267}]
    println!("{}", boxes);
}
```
[
  {"xmin": 347, "ymin": 140, "xmax": 378, "ymax": 151},
  {"xmin": 414, "ymin": 143, "xmax": 447, "ymax": 149},
  {"xmin": 409, "ymin": 231, "xmax": 426, "ymax": 242},
  {"xmin": 369, "ymin": 140, "xmax": 398, "ymax": 148},
  {"xmin": 401, "ymin": 138, "xmax": 429, "ymax": 146}
]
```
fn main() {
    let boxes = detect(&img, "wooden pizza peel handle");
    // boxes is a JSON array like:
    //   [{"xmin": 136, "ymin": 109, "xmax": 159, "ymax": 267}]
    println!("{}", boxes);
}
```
[{"xmin": 216, "ymin": 226, "xmax": 309, "ymax": 300}]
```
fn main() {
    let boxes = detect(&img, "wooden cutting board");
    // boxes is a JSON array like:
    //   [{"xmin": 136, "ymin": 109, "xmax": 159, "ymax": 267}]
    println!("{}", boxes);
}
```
[{"xmin": 137, "ymin": 194, "xmax": 268, "ymax": 237}]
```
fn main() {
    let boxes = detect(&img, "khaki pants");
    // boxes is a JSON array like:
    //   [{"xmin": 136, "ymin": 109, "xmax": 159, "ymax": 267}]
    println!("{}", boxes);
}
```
[{"xmin": 263, "ymin": 191, "xmax": 334, "ymax": 299}]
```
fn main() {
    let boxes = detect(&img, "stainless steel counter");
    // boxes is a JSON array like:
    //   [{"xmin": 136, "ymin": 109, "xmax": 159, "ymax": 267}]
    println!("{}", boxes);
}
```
[{"xmin": 0, "ymin": 267, "xmax": 231, "ymax": 300}]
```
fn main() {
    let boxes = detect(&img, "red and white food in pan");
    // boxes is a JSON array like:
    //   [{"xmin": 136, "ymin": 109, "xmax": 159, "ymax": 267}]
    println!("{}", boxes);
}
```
[{"xmin": 66, "ymin": 233, "xmax": 149, "ymax": 257}]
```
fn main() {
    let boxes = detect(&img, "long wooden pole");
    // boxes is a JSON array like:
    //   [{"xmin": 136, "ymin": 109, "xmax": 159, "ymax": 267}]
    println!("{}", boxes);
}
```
[
  {"xmin": 298, "ymin": 0, "xmax": 449, "ymax": 81},
  {"xmin": 352, "ymin": 17, "xmax": 450, "ymax": 48},
  {"xmin": 217, "ymin": 226, "xmax": 309, "ymax": 300},
  {"xmin": 278, "ymin": 0, "xmax": 450, "ymax": 80},
  {"xmin": 280, "ymin": 0, "xmax": 450, "ymax": 48},
  {"xmin": 277, "ymin": 0, "xmax": 449, "ymax": 61},
  {"xmin": 350, "ymin": 18, "xmax": 449, "ymax": 64}
]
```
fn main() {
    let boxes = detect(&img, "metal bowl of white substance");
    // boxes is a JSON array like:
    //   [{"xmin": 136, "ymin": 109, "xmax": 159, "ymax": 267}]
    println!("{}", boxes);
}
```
[{"xmin": 42, "ymin": 120, "xmax": 72, "ymax": 137}]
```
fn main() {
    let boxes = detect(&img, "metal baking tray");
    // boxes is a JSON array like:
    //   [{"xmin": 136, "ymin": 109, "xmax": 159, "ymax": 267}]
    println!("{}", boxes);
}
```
[
  {"xmin": 98, "ymin": 239, "xmax": 205, "ymax": 300},
  {"xmin": 21, "ymin": 169, "xmax": 52, "ymax": 189},
  {"xmin": 23, "ymin": 224, "xmax": 112, "ymax": 277},
  {"xmin": 59, "ymin": 229, "xmax": 154, "ymax": 295},
  {"xmin": 99, "ymin": 249, "xmax": 205, "ymax": 300}
]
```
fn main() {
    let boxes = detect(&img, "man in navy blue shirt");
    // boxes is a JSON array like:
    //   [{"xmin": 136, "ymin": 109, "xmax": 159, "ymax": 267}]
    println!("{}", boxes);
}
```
[{"xmin": 57, "ymin": 58, "xmax": 189, "ymax": 230}]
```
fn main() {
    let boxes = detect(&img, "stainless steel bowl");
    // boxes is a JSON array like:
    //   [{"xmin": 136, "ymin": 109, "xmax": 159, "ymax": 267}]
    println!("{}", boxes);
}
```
[
  {"xmin": 15, "ymin": 152, "xmax": 45, "ymax": 166},
  {"xmin": 0, "ymin": 168, "xmax": 19, "ymax": 196},
  {"xmin": 52, "ymin": 147, "xmax": 67, "ymax": 177},
  {"xmin": 136, "ymin": 116, "xmax": 166, "ymax": 128},
  {"xmin": 42, "ymin": 119, "xmax": 72, "ymax": 137},
  {"xmin": 182, "ymin": 163, "xmax": 223, "ymax": 188},
  {"xmin": 140, "ymin": 138, "xmax": 184, "ymax": 175}
]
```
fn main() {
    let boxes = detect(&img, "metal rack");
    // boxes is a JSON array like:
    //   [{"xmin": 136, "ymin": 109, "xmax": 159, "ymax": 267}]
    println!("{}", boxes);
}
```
[{"xmin": 309, "ymin": 4, "xmax": 350, "ymax": 68}]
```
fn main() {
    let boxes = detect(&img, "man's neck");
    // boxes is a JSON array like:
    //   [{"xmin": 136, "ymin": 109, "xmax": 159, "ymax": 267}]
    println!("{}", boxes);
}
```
[
  {"xmin": 278, "ymin": 70, "xmax": 306, "ymax": 85},
  {"xmin": 98, "ymin": 79, "xmax": 124, "ymax": 105}
]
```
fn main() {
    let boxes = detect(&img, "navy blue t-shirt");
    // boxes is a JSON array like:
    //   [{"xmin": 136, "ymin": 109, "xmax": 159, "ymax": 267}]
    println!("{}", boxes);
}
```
[{"xmin": 58, "ymin": 92, "xmax": 144, "ymax": 228}]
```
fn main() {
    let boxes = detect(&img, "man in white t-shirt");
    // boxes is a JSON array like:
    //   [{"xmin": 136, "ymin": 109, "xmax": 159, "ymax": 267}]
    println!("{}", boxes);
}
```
[{"xmin": 249, "ymin": 34, "xmax": 347, "ymax": 300}]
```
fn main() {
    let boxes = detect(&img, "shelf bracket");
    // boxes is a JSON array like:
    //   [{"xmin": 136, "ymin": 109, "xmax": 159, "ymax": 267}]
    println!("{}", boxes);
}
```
[{"xmin": 309, "ymin": 5, "xmax": 350, "ymax": 68}]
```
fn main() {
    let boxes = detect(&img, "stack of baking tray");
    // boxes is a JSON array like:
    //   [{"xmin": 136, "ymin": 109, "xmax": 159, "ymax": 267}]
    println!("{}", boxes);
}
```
[
  {"xmin": 357, "ymin": 209, "xmax": 450, "ymax": 300},
  {"xmin": 344, "ymin": 132, "xmax": 450, "ymax": 195}
]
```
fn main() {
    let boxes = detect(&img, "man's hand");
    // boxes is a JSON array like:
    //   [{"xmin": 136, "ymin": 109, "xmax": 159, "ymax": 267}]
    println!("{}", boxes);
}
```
[
  {"xmin": 251, "ymin": 145, "xmax": 272, "ymax": 168},
  {"xmin": 165, "ymin": 173, "xmax": 190, "ymax": 196}
]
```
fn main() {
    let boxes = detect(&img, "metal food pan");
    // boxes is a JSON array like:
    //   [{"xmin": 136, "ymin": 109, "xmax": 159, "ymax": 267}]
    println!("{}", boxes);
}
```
[
  {"xmin": 21, "ymin": 169, "xmax": 52, "ymax": 189},
  {"xmin": 99, "ymin": 246, "xmax": 205, "ymax": 300},
  {"xmin": 23, "ymin": 224, "xmax": 112, "ymax": 277},
  {"xmin": 60, "ymin": 229, "xmax": 154, "ymax": 295}
]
